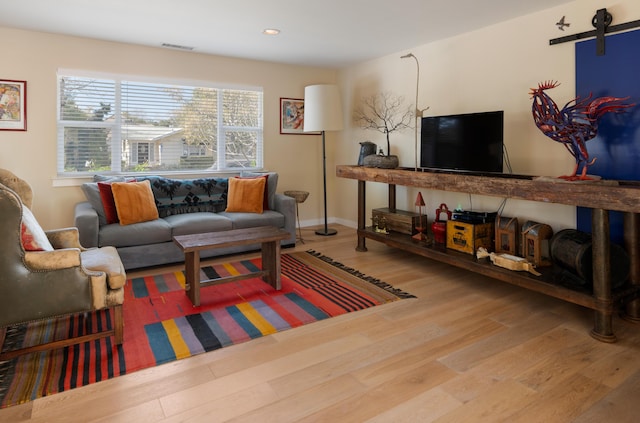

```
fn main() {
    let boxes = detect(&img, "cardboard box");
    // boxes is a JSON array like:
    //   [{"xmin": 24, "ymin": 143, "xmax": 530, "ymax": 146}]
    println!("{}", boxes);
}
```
[
  {"xmin": 372, "ymin": 208, "xmax": 427, "ymax": 235},
  {"xmin": 446, "ymin": 220, "xmax": 494, "ymax": 255}
]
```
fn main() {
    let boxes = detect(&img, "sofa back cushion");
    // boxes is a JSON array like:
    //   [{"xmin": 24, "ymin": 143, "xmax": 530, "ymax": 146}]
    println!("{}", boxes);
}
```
[
  {"xmin": 83, "ymin": 173, "xmax": 280, "ymax": 223},
  {"xmin": 82, "ymin": 176, "xmax": 134, "ymax": 226},
  {"xmin": 136, "ymin": 176, "xmax": 229, "ymax": 218}
]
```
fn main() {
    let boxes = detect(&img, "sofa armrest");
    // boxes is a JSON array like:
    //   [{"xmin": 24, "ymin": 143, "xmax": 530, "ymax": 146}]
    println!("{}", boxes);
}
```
[
  {"xmin": 273, "ymin": 193, "xmax": 296, "ymax": 245},
  {"xmin": 75, "ymin": 201, "xmax": 99, "ymax": 248}
]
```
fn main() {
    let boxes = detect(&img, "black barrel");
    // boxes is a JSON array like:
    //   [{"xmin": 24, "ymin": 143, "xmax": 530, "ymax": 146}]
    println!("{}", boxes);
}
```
[{"xmin": 550, "ymin": 229, "xmax": 630, "ymax": 289}]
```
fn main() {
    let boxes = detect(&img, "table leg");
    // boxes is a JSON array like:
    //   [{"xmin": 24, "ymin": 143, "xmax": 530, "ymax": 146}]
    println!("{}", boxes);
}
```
[
  {"xmin": 388, "ymin": 184, "xmax": 396, "ymax": 212},
  {"xmin": 185, "ymin": 251, "xmax": 201, "ymax": 306},
  {"xmin": 590, "ymin": 208, "xmax": 616, "ymax": 342},
  {"xmin": 357, "ymin": 180, "xmax": 367, "ymax": 252},
  {"xmin": 623, "ymin": 212, "xmax": 640, "ymax": 322},
  {"xmin": 261, "ymin": 240, "xmax": 282, "ymax": 290}
]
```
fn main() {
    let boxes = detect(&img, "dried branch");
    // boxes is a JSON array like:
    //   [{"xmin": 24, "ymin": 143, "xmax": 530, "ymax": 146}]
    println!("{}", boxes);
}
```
[{"xmin": 353, "ymin": 92, "xmax": 413, "ymax": 156}]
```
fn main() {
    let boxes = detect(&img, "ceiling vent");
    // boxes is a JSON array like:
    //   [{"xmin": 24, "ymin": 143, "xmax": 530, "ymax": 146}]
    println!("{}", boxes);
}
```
[{"xmin": 161, "ymin": 43, "xmax": 194, "ymax": 51}]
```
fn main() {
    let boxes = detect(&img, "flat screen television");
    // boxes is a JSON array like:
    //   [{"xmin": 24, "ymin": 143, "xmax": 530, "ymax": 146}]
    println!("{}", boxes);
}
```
[{"xmin": 420, "ymin": 110, "xmax": 504, "ymax": 174}]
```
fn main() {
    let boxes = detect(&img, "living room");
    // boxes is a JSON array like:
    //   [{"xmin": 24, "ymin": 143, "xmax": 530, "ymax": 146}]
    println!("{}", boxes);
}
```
[
  {"xmin": 6, "ymin": 0, "xmax": 640, "ymax": 233},
  {"xmin": 2, "ymin": 0, "xmax": 640, "ymax": 420}
]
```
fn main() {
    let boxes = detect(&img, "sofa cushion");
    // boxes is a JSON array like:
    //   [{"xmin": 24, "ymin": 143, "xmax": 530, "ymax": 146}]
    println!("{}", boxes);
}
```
[
  {"xmin": 165, "ymin": 212, "xmax": 233, "ymax": 236},
  {"xmin": 225, "ymin": 176, "xmax": 266, "ymax": 213},
  {"xmin": 112, "ymin": 180, "xmax": 159, "ymax": 225},
  {"xmin": 98, "ymin": 182, "xmax": 120, "ymax": 224},
  {"xmin": 82, "ymin": 176, "xmax": 135, "ymax": 226},
  {"xmin": 137, "ymin": 176, "xmax": 228, "ymax": 217},
  {"xmin": 99, "ymin": 218, "xmax": 172, "ymax": 248},
  {"xmin": 241, "ymin": 171, "xmax": 278, "ymax": 210},
  {"xmin": 81, "ymin": 246, "xmax": 127, "ymax": 290},
  {"xmin": 218, "ymin": 210, "xmax": 285, "ymax": 230},
  {"xmin": 234, "ymin": 175, "xmax": 269, "ymax": 210},
  {"xmin": 81, "ymin": 183, "xmax": 108, "ymax": 226}
]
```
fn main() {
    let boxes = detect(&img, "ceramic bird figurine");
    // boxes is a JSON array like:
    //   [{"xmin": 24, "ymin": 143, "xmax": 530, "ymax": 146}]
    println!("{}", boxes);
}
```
[{"xmin": 530, "ymin": 80, "xmax": 634, "ymax": 180}]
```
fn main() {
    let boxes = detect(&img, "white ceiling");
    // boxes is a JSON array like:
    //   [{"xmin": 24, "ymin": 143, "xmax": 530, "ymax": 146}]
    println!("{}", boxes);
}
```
[{"xmin": 2, "ymin": 0, "xmax": 573, "ymax": 68}]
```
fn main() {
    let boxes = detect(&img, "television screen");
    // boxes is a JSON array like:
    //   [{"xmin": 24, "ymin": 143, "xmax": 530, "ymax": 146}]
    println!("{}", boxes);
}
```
[{"xmin": 420, "ymin": 111, "xmax": 504, "ymax": 174}]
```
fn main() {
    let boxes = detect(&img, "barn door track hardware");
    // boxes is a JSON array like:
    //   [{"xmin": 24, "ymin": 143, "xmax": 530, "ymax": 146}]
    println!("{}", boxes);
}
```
[{"xmin": 550, "ymin": 8, "xmax": 640, "ymax": 55}]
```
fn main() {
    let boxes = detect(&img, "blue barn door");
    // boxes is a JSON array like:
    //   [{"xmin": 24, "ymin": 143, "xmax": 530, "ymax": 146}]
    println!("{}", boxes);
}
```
[{"xmin": 576, "ymin": 29, "xmax": 640, "ymax": 243}]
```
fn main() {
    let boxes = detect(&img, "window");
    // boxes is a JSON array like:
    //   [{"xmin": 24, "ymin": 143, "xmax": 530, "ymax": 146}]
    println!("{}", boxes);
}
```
[{"xmin": 57, "ymin": 71, "xmax": 263, "ymax": 176}]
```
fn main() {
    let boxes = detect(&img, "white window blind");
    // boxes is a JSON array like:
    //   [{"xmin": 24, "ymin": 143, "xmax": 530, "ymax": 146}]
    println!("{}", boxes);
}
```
[{"xmin": 57, "ymin": 72, "xmax": 263, "ymax": 175}]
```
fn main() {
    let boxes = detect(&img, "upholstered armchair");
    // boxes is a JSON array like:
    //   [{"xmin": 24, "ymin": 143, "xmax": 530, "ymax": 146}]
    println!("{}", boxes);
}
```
[{"xmin": 0, "ymin": 169, "xmax": 126, "ymax": 360}]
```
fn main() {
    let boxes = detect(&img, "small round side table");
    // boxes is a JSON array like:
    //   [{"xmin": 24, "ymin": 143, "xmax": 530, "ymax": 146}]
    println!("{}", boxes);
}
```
[{"xmin": 284, "ymin": 190, "xmax": 309, "ymax": 244}]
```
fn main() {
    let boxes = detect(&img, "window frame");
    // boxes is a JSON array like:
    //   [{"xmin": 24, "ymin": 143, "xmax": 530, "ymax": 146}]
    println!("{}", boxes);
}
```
[{"xmin": 56, "ymin": 69, "xmax": 264, "ymax": 177}]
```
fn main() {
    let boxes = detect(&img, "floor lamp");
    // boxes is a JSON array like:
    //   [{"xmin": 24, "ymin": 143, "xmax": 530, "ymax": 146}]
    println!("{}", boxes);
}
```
[
  {"xmin": 401, "ymin": 53, "xmax": 428, "ymax": 171},
  {"xmin": 304, "ymin": 84, "xmax": 344, "ymax": 236}
]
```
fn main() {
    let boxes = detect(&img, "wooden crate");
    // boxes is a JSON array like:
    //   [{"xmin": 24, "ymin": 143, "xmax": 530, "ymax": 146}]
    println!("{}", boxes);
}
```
[
  {"xmin": 446, "ymin": 220, "xmax": 494, "ymax": 255},
  {"xmin": 372, "ymin": 208, "xmax": 427, "ymax": 235}
]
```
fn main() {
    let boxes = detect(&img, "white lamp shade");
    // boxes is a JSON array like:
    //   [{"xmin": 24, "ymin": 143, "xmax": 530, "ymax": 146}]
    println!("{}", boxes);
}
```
[{"xmin": 303, "ymin": 84, "xmax": 344, "ymax": 132}]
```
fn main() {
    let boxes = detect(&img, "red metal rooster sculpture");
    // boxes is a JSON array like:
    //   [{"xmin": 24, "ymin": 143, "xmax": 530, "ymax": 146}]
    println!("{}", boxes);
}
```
[{"xmin": 530, "ymin": 81, "xmax": 634, "ymax": 180}]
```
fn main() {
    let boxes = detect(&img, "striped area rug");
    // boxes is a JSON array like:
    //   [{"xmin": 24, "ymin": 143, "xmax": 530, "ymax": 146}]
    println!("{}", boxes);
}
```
[{"xmin": 0, "ymin": 250, "xmax": 414, "ymax": 408}]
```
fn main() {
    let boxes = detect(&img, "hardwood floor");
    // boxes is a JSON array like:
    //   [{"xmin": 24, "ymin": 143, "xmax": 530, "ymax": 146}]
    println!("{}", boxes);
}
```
[{"xmin": 2, "ymin": 224, "xmax": 640, "ymax": 422}]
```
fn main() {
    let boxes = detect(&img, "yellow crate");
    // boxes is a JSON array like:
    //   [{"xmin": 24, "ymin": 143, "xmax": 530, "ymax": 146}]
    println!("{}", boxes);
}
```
[{"xmin": 446, "ymin": 220, "xmax": 494, "ymax": 255}]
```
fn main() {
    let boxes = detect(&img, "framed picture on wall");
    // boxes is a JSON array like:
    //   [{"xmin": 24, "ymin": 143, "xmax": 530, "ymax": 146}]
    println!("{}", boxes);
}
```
[
  {"xmin": 0, "ymin": 79, "xmax": 27, "ymax": 131},
  {"xmin": 280, "ymin": 97, "xmax": 319, "ymax": 135}
]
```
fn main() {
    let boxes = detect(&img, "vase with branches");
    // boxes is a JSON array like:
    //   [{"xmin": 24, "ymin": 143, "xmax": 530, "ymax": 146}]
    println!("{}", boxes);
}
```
[{"xmin": 354, "ymin": 92, "xmax": 413, "ymax": 167}]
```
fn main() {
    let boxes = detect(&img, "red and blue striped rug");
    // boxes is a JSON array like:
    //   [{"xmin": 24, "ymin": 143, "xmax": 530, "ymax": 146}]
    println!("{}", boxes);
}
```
[{"xmin": 0, "ymin": 250, "xmax": 413, "ymax": 408}]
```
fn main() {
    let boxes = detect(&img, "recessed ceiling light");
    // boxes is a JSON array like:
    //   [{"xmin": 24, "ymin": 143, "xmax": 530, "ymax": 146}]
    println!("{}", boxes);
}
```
[
  {"xmin": 161, "ymin": 43, "xmax": 194, "ymax": 51},
  {"xmin": 263, "ymin": 28, "xmax": 281, "ymax": 36}
]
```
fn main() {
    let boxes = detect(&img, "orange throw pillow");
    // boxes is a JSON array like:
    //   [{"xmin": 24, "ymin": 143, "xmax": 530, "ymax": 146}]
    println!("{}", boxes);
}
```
[
  {"xmin": 225, "ymin": 176, "xmax": 266, "ymax": 213},
  {"xmin": 112, "ymin": 180, "xmax": 159, "ymax": 225},
  {"xmin": 234, "ymin": 175, "xmax": 269, "ymax": 210}
]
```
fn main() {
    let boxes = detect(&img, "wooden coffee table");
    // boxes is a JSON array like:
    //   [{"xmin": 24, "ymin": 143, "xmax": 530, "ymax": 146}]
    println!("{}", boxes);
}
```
[{"xmin": 173, "ymin": 226, "xmax": 291, "ymax": 306}]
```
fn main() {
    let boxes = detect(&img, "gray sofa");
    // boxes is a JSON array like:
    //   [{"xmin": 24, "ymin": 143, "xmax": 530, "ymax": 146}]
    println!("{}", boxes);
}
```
[{"xmin": 74, "ymin": 172, "xmax": 296, "ymax": 270}]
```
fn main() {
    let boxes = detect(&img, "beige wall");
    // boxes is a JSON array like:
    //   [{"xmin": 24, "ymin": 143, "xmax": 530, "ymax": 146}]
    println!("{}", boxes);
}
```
[
  {"xmin": 335, "ymin": 0, "xmax": 640, "ymax": 234},
  {"xmin": 2, "ymin": 0, "xmax": 639, "ymax": 236},
  {"xmin": 0, "ymin": 27, "xmax": 337, "ymax": 229}
]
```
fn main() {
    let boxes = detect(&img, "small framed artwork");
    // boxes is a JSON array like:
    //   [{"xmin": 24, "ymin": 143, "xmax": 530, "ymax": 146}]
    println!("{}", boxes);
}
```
[
  {"xmin": 0, "ymin": 79, "xmax": 27, "ymax": 131},
  {"xmin": 280, "ymin": 97, "xmax": 319, "ymax": 135}
]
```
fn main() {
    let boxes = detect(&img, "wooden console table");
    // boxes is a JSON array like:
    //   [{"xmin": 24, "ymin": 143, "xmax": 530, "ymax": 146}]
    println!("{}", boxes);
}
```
[{"xmin": 336, "ymin": 165, "xmax": 640, "ymax": 342}]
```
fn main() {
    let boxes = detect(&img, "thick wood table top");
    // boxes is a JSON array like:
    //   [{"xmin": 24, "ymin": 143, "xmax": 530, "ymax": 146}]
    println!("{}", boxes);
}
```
[
  {"xmin": 336, "ymin": 165, "xmax": 640, "ymax": 213},
  {"xmin": 173, "ymin": 226, "xmax": 290, "ymax": 252}
]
